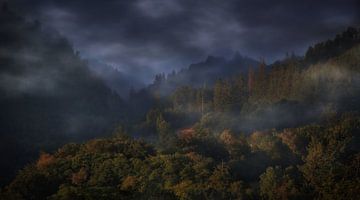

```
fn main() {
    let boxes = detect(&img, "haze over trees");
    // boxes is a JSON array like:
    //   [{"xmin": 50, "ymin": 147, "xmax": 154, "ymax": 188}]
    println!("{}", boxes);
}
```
[
  {"xmin": 0, "ymin": 4, "xmax": 126, "ymax": 185},
  {"xmin": 1, "ymin": 2, "xmax": 360, "ymax": 200}
]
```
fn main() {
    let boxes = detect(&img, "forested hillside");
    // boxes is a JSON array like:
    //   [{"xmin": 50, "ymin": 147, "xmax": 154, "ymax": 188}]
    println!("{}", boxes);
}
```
[
  {"xmin": 1, "ymin": 114, "xmax": 359, "ymax": 199},
  {"xmin": 1, "ymin": 25, "xmax": 360, "ymax": 199},
  {"xmin": 148, "ymin": 54, "xmax": 259, "ymax": 95},
  {"xmin": 127, "ymin": 27, "xmax": 360, "ymax": 136},
  {"xmin": 1, "ymin": 1, "xmax": 360, "ymax": 198}
]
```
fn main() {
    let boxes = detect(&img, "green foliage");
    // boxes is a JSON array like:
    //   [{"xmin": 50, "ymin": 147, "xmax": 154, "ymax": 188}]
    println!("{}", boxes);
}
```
[
  {"xmin": 171, "ymin": 86, "xmax": 209, "ymax": 112},
  {"xmin": 300, "ymin": 115, "xmax": 360, "ymax": 199},
  {"xmin": 259, "ymin": 166, "xmax": 307, "ymax": 200},
  {"xmin": 213, "ymin": 76, "xmax": 246, "ymax": 112},
  {"xmin": 305, "ymin": 27, "xmax": 360, "ymax": 64},
  {"xmin": 1, "ymin": 8, "xmax": 360, "ymax": 199},
  {"xmin": 2, "ymin": 114, "xmax": 360, "ymax": 199}
]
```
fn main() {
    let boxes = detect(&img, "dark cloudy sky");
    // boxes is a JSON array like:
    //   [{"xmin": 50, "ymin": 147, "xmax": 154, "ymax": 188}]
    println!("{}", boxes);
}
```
[{"xmin": 11, "ymin": 0, "xmax": 360, "ymax": 83}]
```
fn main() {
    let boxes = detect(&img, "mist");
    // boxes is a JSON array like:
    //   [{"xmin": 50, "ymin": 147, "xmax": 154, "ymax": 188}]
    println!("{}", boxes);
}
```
[
  {"xmin": 0, "ymin": 6, "xmax": 126, "ymax": 185},
  {"xmin": 0, "ymin": 1, "xmax": 360, "ymax": 199},
  {"xmin": 10, "ymin": 0, "xmax": 360, "ymax": 84}
]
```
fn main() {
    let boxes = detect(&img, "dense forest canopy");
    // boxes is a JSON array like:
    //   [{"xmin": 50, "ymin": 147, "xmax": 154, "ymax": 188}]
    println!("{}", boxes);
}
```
[
  {"xmin": 1, "ymin": 1, "xmax": 360, "ymax": 200},
  {"xmin": 1, "ymin": 114, "xmax": 359, "ymax": 199}
]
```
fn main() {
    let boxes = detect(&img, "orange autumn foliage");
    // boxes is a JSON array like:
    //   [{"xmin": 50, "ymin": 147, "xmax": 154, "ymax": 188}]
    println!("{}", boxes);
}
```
[
  {"xmin": 178, "ymin": 128, "xmax": 195, "ymax": 143},
  {"xmin": 36, "ymin": 152, "xmax": 55, "ymax": 169},
  {"xmin": 71, "ymin": 167, "xmax": 88, "ymax": 185}
]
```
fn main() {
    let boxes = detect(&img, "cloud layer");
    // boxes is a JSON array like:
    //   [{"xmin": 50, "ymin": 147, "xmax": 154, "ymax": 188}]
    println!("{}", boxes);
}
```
[{"xmin": 11, "ymin": 0, "xmax": 360, "ymax": 83}]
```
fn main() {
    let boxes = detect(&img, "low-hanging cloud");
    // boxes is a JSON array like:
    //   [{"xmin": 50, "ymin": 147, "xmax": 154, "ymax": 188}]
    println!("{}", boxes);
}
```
[
  {"xmin": 238, "ymin": 60, "xmax": 360, "ymax": 132},
  {"xmin": 10, "ymin": 0, "xmax": 360, "ymax": 84}
]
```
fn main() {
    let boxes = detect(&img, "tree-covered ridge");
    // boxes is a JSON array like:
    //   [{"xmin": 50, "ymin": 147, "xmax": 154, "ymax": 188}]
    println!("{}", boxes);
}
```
[
  {"xmin": 144, "ymin": 27, "xmax": 360, "ymax": 98},
  {"xmin": 305, "ymin": 27, "xmax": 360, "ymax": 64},
  {"xmin": 129, "ymin": 40, "xmax": 360, "ymax": 139},
  {"xmin": 1, "ymin": 2, "xmax": 360, "ymax": 199},
  {"xmin": 147, "ymin": 54, "xmax": 259, "ymax": 96},
  {"xmin": 1, "ymin": 114, "xmax": 359, "ymax": 200},
  {"xmin": 175, "ymin": 40, "xmax": 360, "ymax": 110}
]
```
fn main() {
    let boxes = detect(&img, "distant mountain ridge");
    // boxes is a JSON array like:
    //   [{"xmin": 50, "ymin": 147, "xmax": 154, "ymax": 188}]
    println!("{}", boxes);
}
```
[
  {"xmin": 147, "ymin": 26, "xmax": 360, "ymax": 96},
  {"xmin": 148, "ymin": 53, "xmax": 260, "ymax": 95},
  {"xmin": 87, "ymin": 60, "xmax": 145, "ymax": 98}
]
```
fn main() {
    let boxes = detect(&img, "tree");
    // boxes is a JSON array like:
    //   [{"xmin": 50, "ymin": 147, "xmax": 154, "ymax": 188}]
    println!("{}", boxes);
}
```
[
  {"xmin": 208, "ymin": 164, "xmax": 232, "ymax": 199},
  {"xmin": 300, "ymin": 116, "xmax": 360, "ymax": 199},
  {"xmin": 36, "ymin": 152, "xmax": 55, "ymax": 170},
  {"xmin": 213, "ymin": 79, "xmax": 239, "ymax": 112},
  {"xmin": 213, "ymin": 79, "xmax": 225, "ymax": 112},
  {"xmin": 260, "ymin": 166, "xmax": 305, "ymax": 200},
  {"xmin": 71, "ymin": 168, "xmax": 88, "ymax": 186},
  {"xmin": 248, "ymin": 66, "xmax": 255, "ymax": 95}
]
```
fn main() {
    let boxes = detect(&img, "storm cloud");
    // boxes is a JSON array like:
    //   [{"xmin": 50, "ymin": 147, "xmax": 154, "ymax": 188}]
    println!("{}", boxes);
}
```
[{"xmin": 10, "ymin": 0, "xmax": 360, "ymax": 83}]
